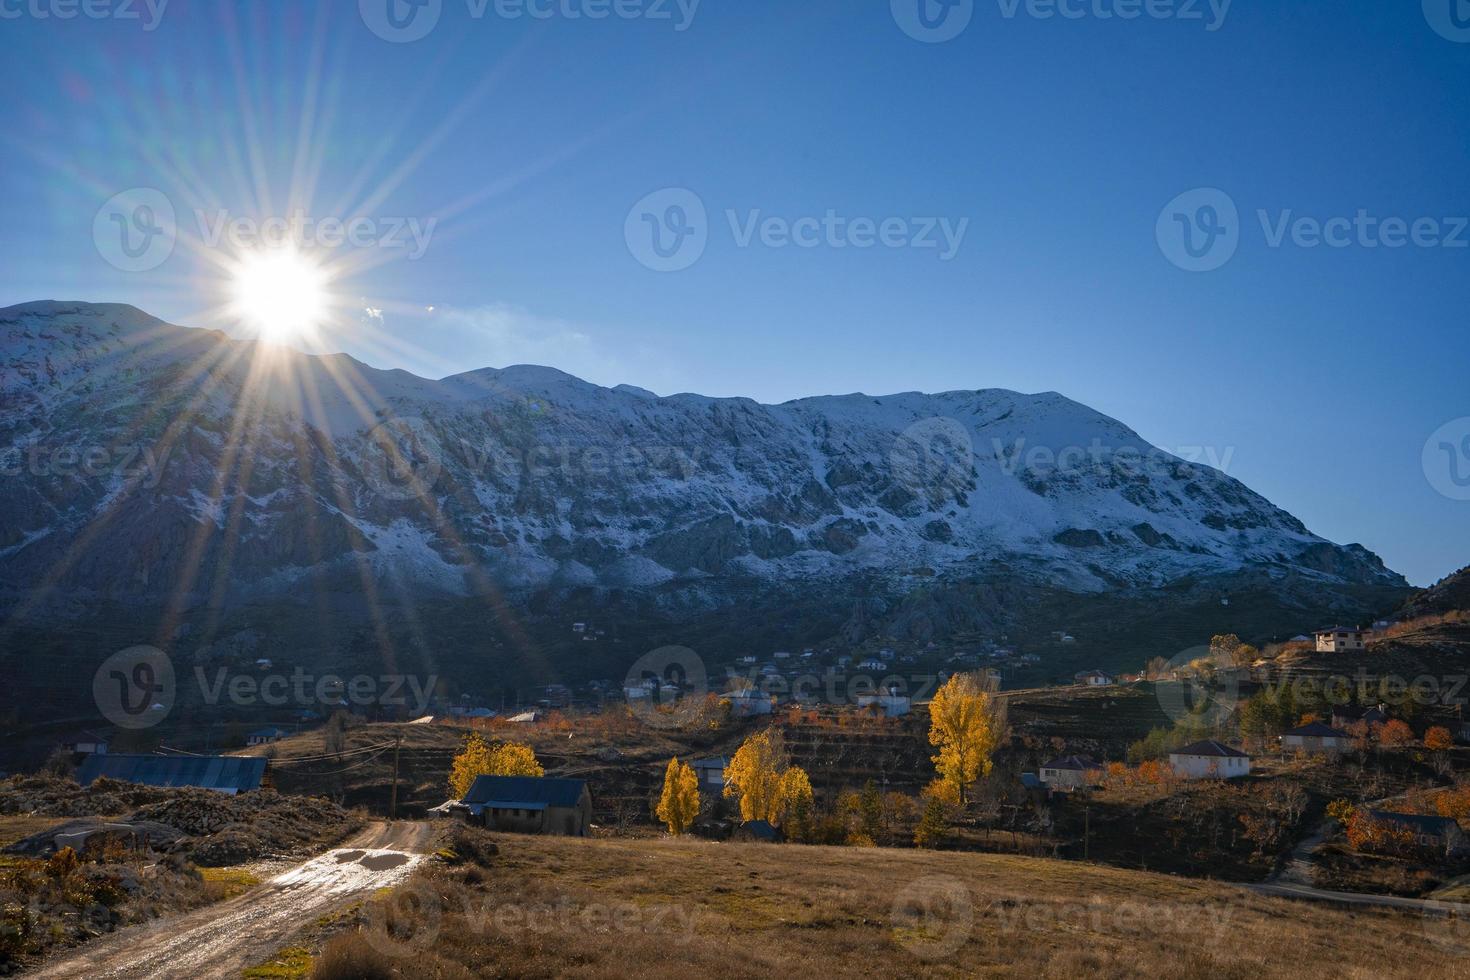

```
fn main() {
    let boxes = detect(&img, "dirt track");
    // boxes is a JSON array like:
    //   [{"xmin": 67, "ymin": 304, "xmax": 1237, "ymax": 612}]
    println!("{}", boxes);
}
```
[{"xmin": 26, "ymin": 821, "xmax": 434, "ymax": 980}]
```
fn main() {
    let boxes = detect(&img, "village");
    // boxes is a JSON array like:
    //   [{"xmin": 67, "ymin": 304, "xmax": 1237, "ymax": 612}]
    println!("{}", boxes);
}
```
[{"xmin": 5, "ymin": 590, "xmax": 1470, "ymax": 976}]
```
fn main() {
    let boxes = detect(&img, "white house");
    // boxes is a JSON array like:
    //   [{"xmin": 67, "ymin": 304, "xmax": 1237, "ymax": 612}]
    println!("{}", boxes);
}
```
[
  {"xmin": 1038, "ymin": 755, "xmax": 1102, "ymax": 791},
  {"xmin": 1074, "ymin": 670, "xmax": 1114, "ymax": 687},
  {"xmin": 1169, "ymin": 740, "xmax": 1251, "ymax": 779},
  {"xmin": 856, "ymin": 691, "xmax": 911, "ymax": 717},
  {"xmin": 1314, "ymin": 626, "xmax": 1368, "ymax": 653},
  {"xmin": 857, "ymin": 658, "xmax": 886, "ymax": 671},
  {"xmin": 690, "ymin": 757, "xmax": 729, "ymax": 795},
  {"xmin": 724, "ymin": 689, "xmax": 774, "ymax": 717}
]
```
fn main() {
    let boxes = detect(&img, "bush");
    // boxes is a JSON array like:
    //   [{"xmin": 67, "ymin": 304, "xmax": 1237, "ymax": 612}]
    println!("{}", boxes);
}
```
[{"xmin": 310, "ymin": 933, "xmax": 399, "ymax": 980}]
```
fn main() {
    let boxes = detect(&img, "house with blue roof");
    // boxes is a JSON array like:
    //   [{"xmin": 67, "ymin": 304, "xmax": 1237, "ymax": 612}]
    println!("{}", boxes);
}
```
[{"xmin": 461, "ymin": 775, "xmax": 592, "ymax": 837}]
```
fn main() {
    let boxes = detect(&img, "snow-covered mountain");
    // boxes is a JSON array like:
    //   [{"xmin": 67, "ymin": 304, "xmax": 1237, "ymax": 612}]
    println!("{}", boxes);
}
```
[{"xmin": 0, "ymin": 301, "xmax": 1402, "ymax": 618}]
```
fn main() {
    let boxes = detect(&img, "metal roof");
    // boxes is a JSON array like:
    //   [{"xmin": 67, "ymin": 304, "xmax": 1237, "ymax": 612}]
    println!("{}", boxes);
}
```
[
  {"xmin": 462, "ymin": 775, "xmax": 587, "ymax": 808},
  {"xmin": 77, "ymin": 754, "xmax": 268, "ymax": 793},
  {"xmin": 1283, "ymin": 722, "xmax": 1350, "ymax": 738},
  {"xmin": 1171, "ymin": 740, "xmax": 1249, "ymax": 759}
]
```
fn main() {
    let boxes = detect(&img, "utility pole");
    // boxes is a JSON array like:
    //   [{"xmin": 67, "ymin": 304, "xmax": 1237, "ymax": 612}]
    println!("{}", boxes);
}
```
[
  {"xmin": 389, "ymin": 730, "xmax": 402, "ymax": 821},
  {"xmin": 1084, "ymin": 801, "xmax": 1090, "ymax": 862}
]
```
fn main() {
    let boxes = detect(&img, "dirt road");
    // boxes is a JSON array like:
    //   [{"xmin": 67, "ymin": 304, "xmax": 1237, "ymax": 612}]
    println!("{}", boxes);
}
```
[{"xmin": 27, "ymin": 821, "xmax": 435, "ymax": 980}]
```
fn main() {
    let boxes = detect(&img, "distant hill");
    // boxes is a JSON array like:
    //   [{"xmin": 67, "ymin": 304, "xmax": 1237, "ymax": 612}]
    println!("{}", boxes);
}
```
[{"xmin": 1397, "ymin": 565, "xmax": 1470, "ymax": 619}]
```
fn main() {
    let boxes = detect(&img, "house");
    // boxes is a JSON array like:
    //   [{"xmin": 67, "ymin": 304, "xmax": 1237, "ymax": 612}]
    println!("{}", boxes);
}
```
[
  {"xmin": 1280, "ymin": 722, "xmax": 1352, "ymax": 755},
  {"xmin": 77, "ymin": 755, "xmax": 268, "ymax": 795},
  {"xmin": 732, "ymin": 819, "xmax": 783, "ymax": 843},
  {"xmin": 508, "ymin": 710, "xmax": 541, "ymax": 724},
  {"xmin": 690, "ymin": 757, "xmax": 730, "ymax": 795},
  {"xmin": 1365, "ymin": 810, "xmax": 1468, "ymax": 857},
  {"xmin": 1314, "ymin": 626, "xmax": 1368, "ymax": 653},
  {"xmin": 1332, "ymin": 703, "xmax": 1389, "ymax": 730},
  {"xmin": 1074, "ymin": 670, "xmax": 1114, "ymax": 687},
  {"xmin": 461, "ymin": 775, "xmax": 592, "ymax": 837},
  {"xmin": 856, "ymin": 658, "xmax": 886, "ymax": 671},
  {"xmin": 246, "ymin": 726, "xmax": 290, "ymax": 746},
  {"xmin": 61, "ymin": 730, "xmax": 111, "ymax": 756},
  {"xmin": 856, "ymin": 691, "xmax": 912, "ymax": 717},
  {"xmin": 1169, "ymin": 740, "xmax": 1251, "ymax": 779},
  {"xmin": 723, "ymin": 690, "xmax": 774, "ymax": 717},
  {"xmin": 1038, "ymin": 755, "xmax": 1102, "ymax": 790}
]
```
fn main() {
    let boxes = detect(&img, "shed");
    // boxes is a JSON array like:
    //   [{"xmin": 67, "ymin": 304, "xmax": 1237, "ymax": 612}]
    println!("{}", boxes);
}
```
[
  {"xmin": 76, "ymin": 755, "xmax": 268, "ymax": 795},
  {"xmin": 1281, "ymin": 722, "xmax": 1352, "ymax": 755},
  {"xmin": 61, "ymin": 730, "xmax": 111, "ymax": 756},
  {"xmin": 246, "ymin": 727, "xmax": 290, "ymax": 746}
]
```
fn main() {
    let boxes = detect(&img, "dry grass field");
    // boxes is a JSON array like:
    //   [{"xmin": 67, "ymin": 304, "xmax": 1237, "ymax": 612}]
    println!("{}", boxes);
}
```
[{"xmin": 312, "ymin": 828, "xmax": 1470, "ymax": 979}]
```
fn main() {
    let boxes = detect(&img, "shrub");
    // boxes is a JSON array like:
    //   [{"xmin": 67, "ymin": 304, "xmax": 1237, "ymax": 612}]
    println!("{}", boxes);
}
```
[{"xmin": 310, "ymin": 933, "xmax": 399, "ymax": 980}]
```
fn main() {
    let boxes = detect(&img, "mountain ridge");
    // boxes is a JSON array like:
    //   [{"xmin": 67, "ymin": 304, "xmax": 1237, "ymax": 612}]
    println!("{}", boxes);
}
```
[{"xmin": 0, "ymin": 300, "xmax": 1403, "ymax": 610}]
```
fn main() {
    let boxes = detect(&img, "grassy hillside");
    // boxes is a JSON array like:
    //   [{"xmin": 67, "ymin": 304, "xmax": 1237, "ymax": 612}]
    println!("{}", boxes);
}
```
[{"xmin": 310, "ymin": 827, "xmax": 1467, "ymax": 979}]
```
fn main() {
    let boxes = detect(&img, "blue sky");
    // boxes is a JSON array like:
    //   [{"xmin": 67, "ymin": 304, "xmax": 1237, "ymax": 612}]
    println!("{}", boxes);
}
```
[{"xmin": 1, "ymin": 0, "xmax": 1468, "ymax": 586}]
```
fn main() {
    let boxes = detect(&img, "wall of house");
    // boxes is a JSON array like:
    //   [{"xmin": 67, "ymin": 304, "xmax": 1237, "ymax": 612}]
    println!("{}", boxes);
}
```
[{"xmin": 1170, "ymin": 754, "xmax": 1251, "ymax": 779}]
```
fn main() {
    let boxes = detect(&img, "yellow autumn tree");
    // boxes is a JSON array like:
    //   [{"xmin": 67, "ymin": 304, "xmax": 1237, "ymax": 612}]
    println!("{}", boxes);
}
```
[
  {"xmin": 486, "ymin": 741, "xmax": 544, "ymax": 777},
  {"xmin": 724, "ymin": 729, "xmax": 813, "ymax": 828},
  {"xmin": 448, "ymin": 736, "xmax": 543, "ymax": 798},
  {"xmin": 448, "ymin": 732, "xmax": 494, "ymax": 798},
  {"xmin": 927, "ymin": 672, "xmax": 1003, "ymax": 805},
  {"xmin": 656, "ymin": 757, "xmax": 701, "ymax": 835},
  {"xmin": 776, "ymin": 766, "xmax": 814, "ymax": 838}
]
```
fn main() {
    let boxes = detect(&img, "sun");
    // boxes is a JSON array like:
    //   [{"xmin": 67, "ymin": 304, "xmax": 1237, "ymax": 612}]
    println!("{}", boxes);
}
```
[{"xmin": 228, "ymin": 248, "xmax": 329, "ymax": 344}]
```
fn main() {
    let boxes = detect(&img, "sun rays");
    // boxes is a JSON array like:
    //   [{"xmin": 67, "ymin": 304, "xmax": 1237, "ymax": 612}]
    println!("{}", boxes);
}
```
[{"xmin": 0, "ymin": 6, "xmax": 627, "ymax": 680}]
